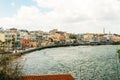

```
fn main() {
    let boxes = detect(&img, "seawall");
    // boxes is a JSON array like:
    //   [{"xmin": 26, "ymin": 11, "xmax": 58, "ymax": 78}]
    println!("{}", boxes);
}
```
[
  {"xmin": 10, "ymin": 43, "xmax": 80, "ymax": 58},
  {"xmin": 9, "ymin": 43, "xmax": 120, "ymax": 58}
]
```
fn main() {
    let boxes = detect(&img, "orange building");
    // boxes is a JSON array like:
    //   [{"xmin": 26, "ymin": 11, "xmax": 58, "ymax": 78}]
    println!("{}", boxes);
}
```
[
  {"xmin": 49, "ymin": 29, "xmax": 69, "ymax": 42},
  {"xmin": 20, "ymin": 39, "xmax": 30, "ymax": 50},
  {"xmin": 29, "ymin": 41, "xmax": 37, "ymax": 47}
]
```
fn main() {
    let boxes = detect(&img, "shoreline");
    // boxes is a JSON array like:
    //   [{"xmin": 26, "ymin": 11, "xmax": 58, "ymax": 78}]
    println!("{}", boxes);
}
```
[{"xmin": 10, "ymin": 43, "xmax": 120, "ymax": 57}]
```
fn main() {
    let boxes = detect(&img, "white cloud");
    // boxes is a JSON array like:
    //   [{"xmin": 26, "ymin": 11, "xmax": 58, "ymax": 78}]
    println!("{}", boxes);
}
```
[{"xmin": 1, "ymin": 0, "xmax": 120, "ymax": 33}]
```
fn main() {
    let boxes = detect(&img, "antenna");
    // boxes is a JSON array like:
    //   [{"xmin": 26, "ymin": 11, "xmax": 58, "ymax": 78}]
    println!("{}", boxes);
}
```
[
  {"xmin": 103, "ymin": 28, "xmax": 105, "ymax": 34},
  {"xmin": 109, "ymin": 31, "xmax": 111, "ymax": 34}
]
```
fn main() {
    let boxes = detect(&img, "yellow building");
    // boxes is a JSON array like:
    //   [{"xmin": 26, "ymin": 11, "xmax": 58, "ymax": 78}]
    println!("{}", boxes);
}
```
[
  {"xmin": 83, "ymin": 34, "xmax": 94, "ymax": 42},
  {"xmin": 0, "ymin": 33, "xmax": 5, "ymax": 42}
]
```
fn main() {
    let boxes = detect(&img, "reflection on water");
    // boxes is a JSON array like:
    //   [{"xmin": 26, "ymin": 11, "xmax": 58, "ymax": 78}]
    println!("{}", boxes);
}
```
[{"xmin": 16, "ymin": 45, "xmax": 120, "ymax": 80}]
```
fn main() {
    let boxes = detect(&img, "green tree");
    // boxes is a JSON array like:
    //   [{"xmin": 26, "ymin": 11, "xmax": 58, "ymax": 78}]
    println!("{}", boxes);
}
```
[
  {"xmin": 0, "ymin": 54, "xmax": 22, "ymax": 80},
  {"xmin": 117, "ymin": 49, "xmax": 120, "ymax": 59},
  {"xmin": 69, "ymin": 34, "xmax": 78, "ymax": 39}
]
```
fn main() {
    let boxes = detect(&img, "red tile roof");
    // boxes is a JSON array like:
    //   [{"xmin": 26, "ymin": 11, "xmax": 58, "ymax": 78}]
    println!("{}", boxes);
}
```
[{"xmin": 22, "ymin": 74, "xmax": 74, "ymax": 80}]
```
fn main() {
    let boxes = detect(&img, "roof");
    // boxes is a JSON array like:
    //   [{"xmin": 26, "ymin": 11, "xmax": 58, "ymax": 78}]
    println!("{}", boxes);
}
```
[
  {"xmin": 9, "ymin": 28, "xmax": 18, "ymax": 30},
  {"xmin": 22, "ymin": 74, "xmax": 74, "ymax": 80}
]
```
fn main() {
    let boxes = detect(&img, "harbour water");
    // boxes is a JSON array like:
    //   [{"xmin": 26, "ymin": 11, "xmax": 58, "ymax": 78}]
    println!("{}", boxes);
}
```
[{"xmin": 16, "ymin": 45, "xmax": 120, "ymax": 80}]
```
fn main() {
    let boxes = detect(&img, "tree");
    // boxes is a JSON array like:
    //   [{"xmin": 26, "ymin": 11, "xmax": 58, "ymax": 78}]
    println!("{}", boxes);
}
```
[
  {"xmin": 2, "ymin": 42, "xmax": 5, "ymax": 49},
  {"xmin": 69, "ymin": 34, "xmax": 78, "ymax": 39},
  {"xmin": 117, "ymin": 49, "xmax": 120, "ymax": 60},
  {"xmin": 6, "ymin": 40, "xmax": 12, "ymax": 50},
  {"xmin": 0, "ymin": 40, "xmax": 3, "ymax": 49},
  {"xmin": 0, "ymin": 54, "xmax": 22, "ymax": 80}
]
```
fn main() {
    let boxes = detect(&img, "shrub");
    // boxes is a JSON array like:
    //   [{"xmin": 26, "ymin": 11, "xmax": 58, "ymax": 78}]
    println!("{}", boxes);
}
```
[{"xmin": 0, "ymin": 54, "xmax": 22, "ymax": 80}]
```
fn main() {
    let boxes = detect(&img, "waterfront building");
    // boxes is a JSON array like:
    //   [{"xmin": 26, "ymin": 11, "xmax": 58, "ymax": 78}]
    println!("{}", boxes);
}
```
[
  {"xmin": 77, "ymin": 34, "xmax": 84, "ymax": 43},
  {"xmin": 20, "ymin": 38, "xmax": 30, "ymax": 50},
  {"xmin": 29, "ymin": 41, "xmax": 37, "ymax": 47},
  {"xmin": 49, "ymin": 29, "xmax": 69, "ymax": 44},
  {"xmin": 101, "ymin": 34, "xmax": 113, "ymax": 44},
  {"xmin": 0, "ymin": 32, "xmax": 5, "ymax": 42},
  {"xmin": 111, "ymin": 35, "xmax": 120, "ymax": 42},
  {"xmin": 20, "ymin": 38, "xmax": 37, "ymax": 50},
  {"xmin": 28, "ymin": 32, "xmax": 37, "ymax": 41},
  {"xmin": 5, "ymin": 28, "xmax": 20, "ymax": 41},
  {"xmin": 83, "ymin": 33, "xmax": 94, "ymax": 43},
  {"xmin": 91, "ymin": 35, "xmax": 100, "ymax": 43},
  {"xmin": 65, "ymin": 38, "xmax": 71, "ymax": 44},
  {"xmin": 0, "ymin": 28, "xmax": 5, "ymax": 42},
  {"xmin": 19, "ymin": 29, "xmax": 29, "ymax": 39},
  {"xmin": 0, "ymin": 30, "xmax": 5, "ymax": 49},
  {"xmin": 4, "ymin": 28, "xmax": 21, "ymax": 50},
  {"xmin": 28, "ymin": 30, "xmax": 45, "ymax": 47}
]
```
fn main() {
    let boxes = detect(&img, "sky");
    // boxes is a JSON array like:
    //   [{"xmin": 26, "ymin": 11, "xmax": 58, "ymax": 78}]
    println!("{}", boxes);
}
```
[{"xmin": 0, "ymin": 0, "xmax": 120, "ymax": 34}]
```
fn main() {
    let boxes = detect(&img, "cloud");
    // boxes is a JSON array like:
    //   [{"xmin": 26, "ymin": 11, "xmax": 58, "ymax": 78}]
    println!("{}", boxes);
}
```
[
  {"xmin": 34, "ymin": 0, "xmax": 120, "ymax": 33},
  {"xmin": 0, "ymin": 5, "xmax": 60, "ymax": 31},
  {"xmin": 34, "ymin": 0, "xmax": 120, "ymax": 22},
  {"xmin": 0, "ymin": 0, "xmax": 120, "ymax": 33}
]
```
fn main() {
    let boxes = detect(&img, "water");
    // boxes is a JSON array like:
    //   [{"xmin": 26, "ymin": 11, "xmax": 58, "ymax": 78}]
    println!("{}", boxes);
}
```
[{"xmin": 16, "ymin": 45, "xmax": 120, "ymax": 80}]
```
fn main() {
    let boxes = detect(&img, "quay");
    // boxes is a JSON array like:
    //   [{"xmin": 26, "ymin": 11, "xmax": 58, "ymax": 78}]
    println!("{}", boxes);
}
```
[
  {"xmin": 12, "ymin": 43, "xmax": 80, "ymax": 55},
  {"xmin": 10, "ymin": 42, "xmax": 120, "ymax": 57}
]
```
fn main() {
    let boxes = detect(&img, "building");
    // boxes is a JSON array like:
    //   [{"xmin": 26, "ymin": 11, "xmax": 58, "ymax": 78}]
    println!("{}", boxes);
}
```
[
  {"xmin": 22, "ymin": 74, "xmax": 74, "ymax": 80},
  {"xmin": 102, "ymin": 34, "xmax": 113, "ymax": 43},
  {"xmin": 83, "ymin": 33, "xmax": 94, "ymax": 43},
  {"xmin": 3, "ymin": 28, "xmax": 21, "ymax": 50},
  {"xmin": 0, "ymin": 32, "xmax": 5, "ymax": 42},
  {"xmin": 111, "ymin": 35, "xmax": 120, "ymax": 42},
  {"xmin": 29, "ymin": 41, "xmax": 37, "ymax": 47},
  {"xmin": 19, "ymin": 29, "xmax": 29, "ymax": 39},
  {"xmin": 91, "ymin": 35, "xmax": 100, "ymax": 43},
  {"xmin": 49, "ymin": 29, "xmax": 69, "ymax": 43},
  {"xmin": 28, "ymin": 33, "xmax": 37, "ymax": 41},
  {"xmin": 20, "ymin": 39, "xmax": 30, "ymax": 50}
]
